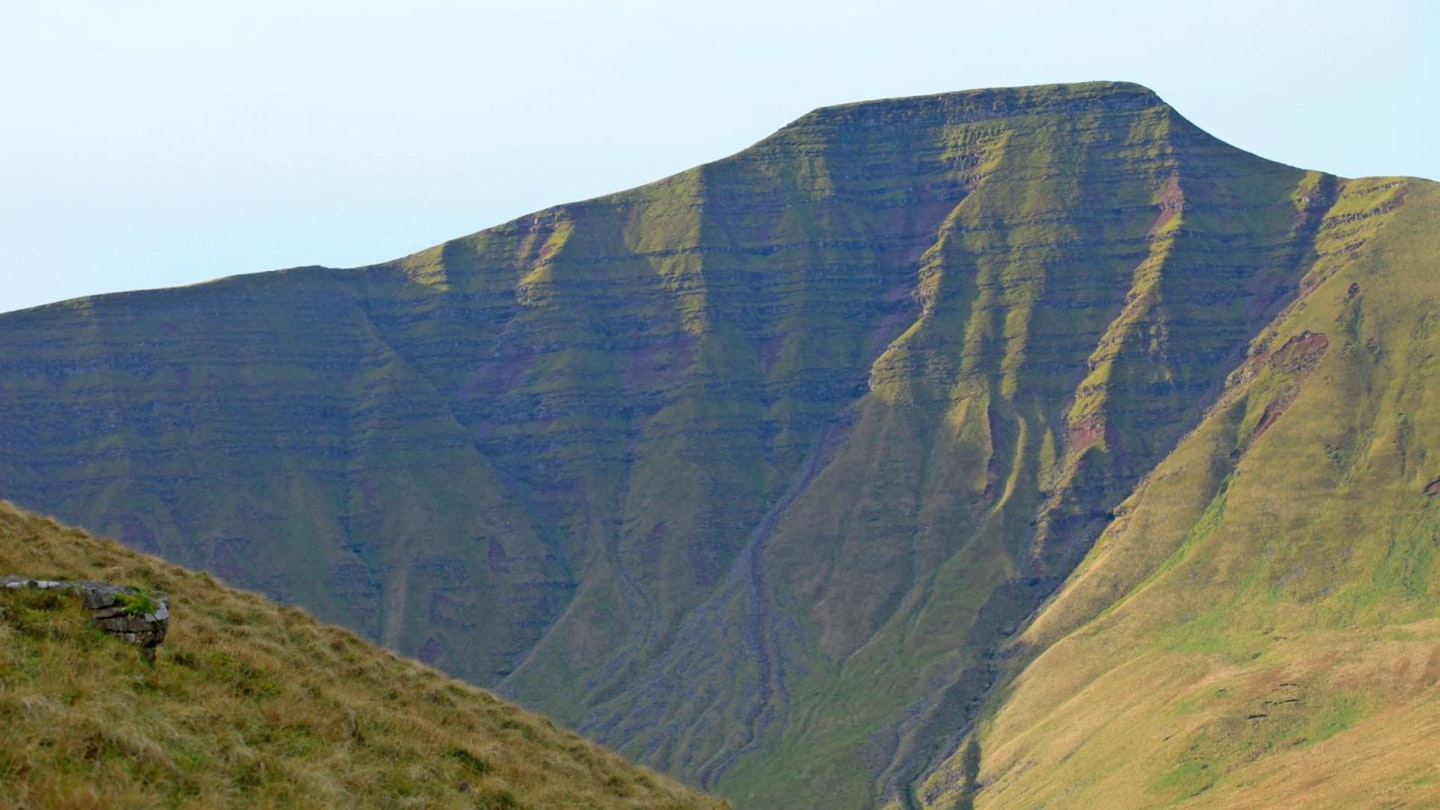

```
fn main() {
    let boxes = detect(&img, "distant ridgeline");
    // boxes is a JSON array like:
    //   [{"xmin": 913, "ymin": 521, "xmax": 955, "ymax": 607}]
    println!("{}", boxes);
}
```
[{"xmin": 2, "ymin": 81, "xmax": 1438, "ymax": 808}]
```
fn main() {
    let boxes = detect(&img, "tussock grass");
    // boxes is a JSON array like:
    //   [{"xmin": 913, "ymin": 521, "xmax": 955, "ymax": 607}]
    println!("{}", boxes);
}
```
[{"xmin": 0, "ymin": 500, "xmax": 726, "ymax": 810}]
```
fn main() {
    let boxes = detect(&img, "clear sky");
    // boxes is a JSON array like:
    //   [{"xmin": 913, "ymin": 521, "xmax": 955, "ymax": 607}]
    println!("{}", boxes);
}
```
[{"xmin": 2, "ymin": 0, "xmax": 1436, "ymax": 314}]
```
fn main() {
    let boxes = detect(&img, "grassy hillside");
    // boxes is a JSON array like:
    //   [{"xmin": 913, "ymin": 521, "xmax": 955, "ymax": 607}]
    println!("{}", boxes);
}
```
[
  {"xmin": 916, "ymin": 177, "xmax": 1440, "ymax": 807},
  {"xmin": 0, "ymin": 500, "xmax": 726, "ymax": 809}
]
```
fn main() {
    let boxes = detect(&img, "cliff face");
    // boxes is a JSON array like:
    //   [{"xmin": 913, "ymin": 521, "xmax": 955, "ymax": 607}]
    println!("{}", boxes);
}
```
[{"xmin": 1, "ymin": 81, "xmax": 1434, "ymax": 808}]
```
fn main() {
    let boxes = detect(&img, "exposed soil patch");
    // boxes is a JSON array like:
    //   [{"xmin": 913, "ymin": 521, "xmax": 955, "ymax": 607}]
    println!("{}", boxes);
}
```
[
  {"xmin": 1067, "ymin": 414, "xmax": 1106, "ymax": 454},
  {"xmin": 418, "ymin": 635, "xmax": 444, "ymax": 665},
  {"xmin": 1252, "ymin": 331, "xmax": 1330, "ymax": 442},
  {"xmin": 1268, "ymin": 330, "xmax": 1329, "ymax": 373},
  {"xmin": 1147, "ymin": 172, "xmax": 1185, "ymax": 236}
]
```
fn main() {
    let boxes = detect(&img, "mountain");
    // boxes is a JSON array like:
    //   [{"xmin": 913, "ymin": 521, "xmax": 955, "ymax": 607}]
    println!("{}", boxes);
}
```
[
  {"xmin": 0, "ymin": 499, "xmax": 725, "ymax": 808},
  {"xmin": 1, "ymin": 80, "xmax": 1437, "ymax": 808}
]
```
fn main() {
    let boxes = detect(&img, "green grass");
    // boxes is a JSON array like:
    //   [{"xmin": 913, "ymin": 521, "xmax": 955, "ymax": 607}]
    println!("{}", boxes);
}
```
[{"xmin": 112, "ymin": 588, "xmax": 162, "ymax": 616}]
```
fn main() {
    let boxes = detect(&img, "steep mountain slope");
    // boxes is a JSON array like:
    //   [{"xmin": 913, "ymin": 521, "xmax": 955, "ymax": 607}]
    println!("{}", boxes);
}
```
[
  {"xmin": 568, "ymin": 85, "xmax": 1352, "ymax": 809},
  {"xmin": 0, "ymin": 81, "xmax": 1435, "ymax": 808},
  {"xmin": 0, "ymin": 500, "xmax": 726, "ymax": 808},
  {"xmin": 915, "ymin": 177, "xmax": 1440, "ymax": 808}
]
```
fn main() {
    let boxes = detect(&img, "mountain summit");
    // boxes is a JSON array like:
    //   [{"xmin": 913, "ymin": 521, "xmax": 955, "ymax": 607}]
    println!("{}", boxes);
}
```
[{"xmin": 2, "ymin": 81, "xmax": 1437, "ymax": 807}]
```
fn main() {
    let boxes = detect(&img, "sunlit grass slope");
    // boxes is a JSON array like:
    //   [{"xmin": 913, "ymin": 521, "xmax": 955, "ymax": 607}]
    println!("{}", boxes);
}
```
[
  {"xmin": 918, "ymin": 177, "xmax": 1440, "ymax": 808},
  {"xmin": 0, "ymin": 500, "xmax": 726, "ymax": 810}
]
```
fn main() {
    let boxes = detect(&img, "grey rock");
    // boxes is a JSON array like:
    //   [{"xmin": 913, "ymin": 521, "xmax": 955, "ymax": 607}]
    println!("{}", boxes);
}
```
[{"xmin": 0, "ymin": 575, "xmax": 169, "ymax": 649}]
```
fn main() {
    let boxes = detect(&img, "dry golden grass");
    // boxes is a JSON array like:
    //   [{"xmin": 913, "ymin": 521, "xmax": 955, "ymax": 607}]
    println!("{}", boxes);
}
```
[{"xmin": 0, "ymin": 500, "xmax": 727, "ymax": 810}]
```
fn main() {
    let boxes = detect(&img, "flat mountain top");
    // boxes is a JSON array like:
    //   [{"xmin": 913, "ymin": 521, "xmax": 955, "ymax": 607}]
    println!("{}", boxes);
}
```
[{"xmin": 780, "ymin": 80, "xmax": 1163, "ymax": 125}]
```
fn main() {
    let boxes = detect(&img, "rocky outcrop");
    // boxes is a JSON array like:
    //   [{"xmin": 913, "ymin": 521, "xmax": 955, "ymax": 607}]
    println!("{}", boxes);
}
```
[{"xmin": 1, "ymin": 576, "xmax": 169, "ymax": 652}]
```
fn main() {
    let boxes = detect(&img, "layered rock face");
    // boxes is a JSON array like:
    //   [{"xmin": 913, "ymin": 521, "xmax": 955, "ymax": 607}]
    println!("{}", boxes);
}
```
[{"xmin": 0, "ymin": 82, "xmax": 1433, "ymax": 808}]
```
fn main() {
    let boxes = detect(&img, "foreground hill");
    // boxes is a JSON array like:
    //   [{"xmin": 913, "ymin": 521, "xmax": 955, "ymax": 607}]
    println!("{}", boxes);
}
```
[
  {"xmin": 0, "ymin": 500, "xmax": 725, "ymax": 809},
  {"xmin": 1, "ymin": 81, "xmax": 1438, "ymax": 807}
]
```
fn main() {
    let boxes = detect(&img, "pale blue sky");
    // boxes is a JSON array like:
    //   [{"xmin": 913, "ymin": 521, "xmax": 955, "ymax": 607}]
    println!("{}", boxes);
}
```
[{"xmin": 2, "ymin": 0, "xmax": 1436, "ymax": 314}]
